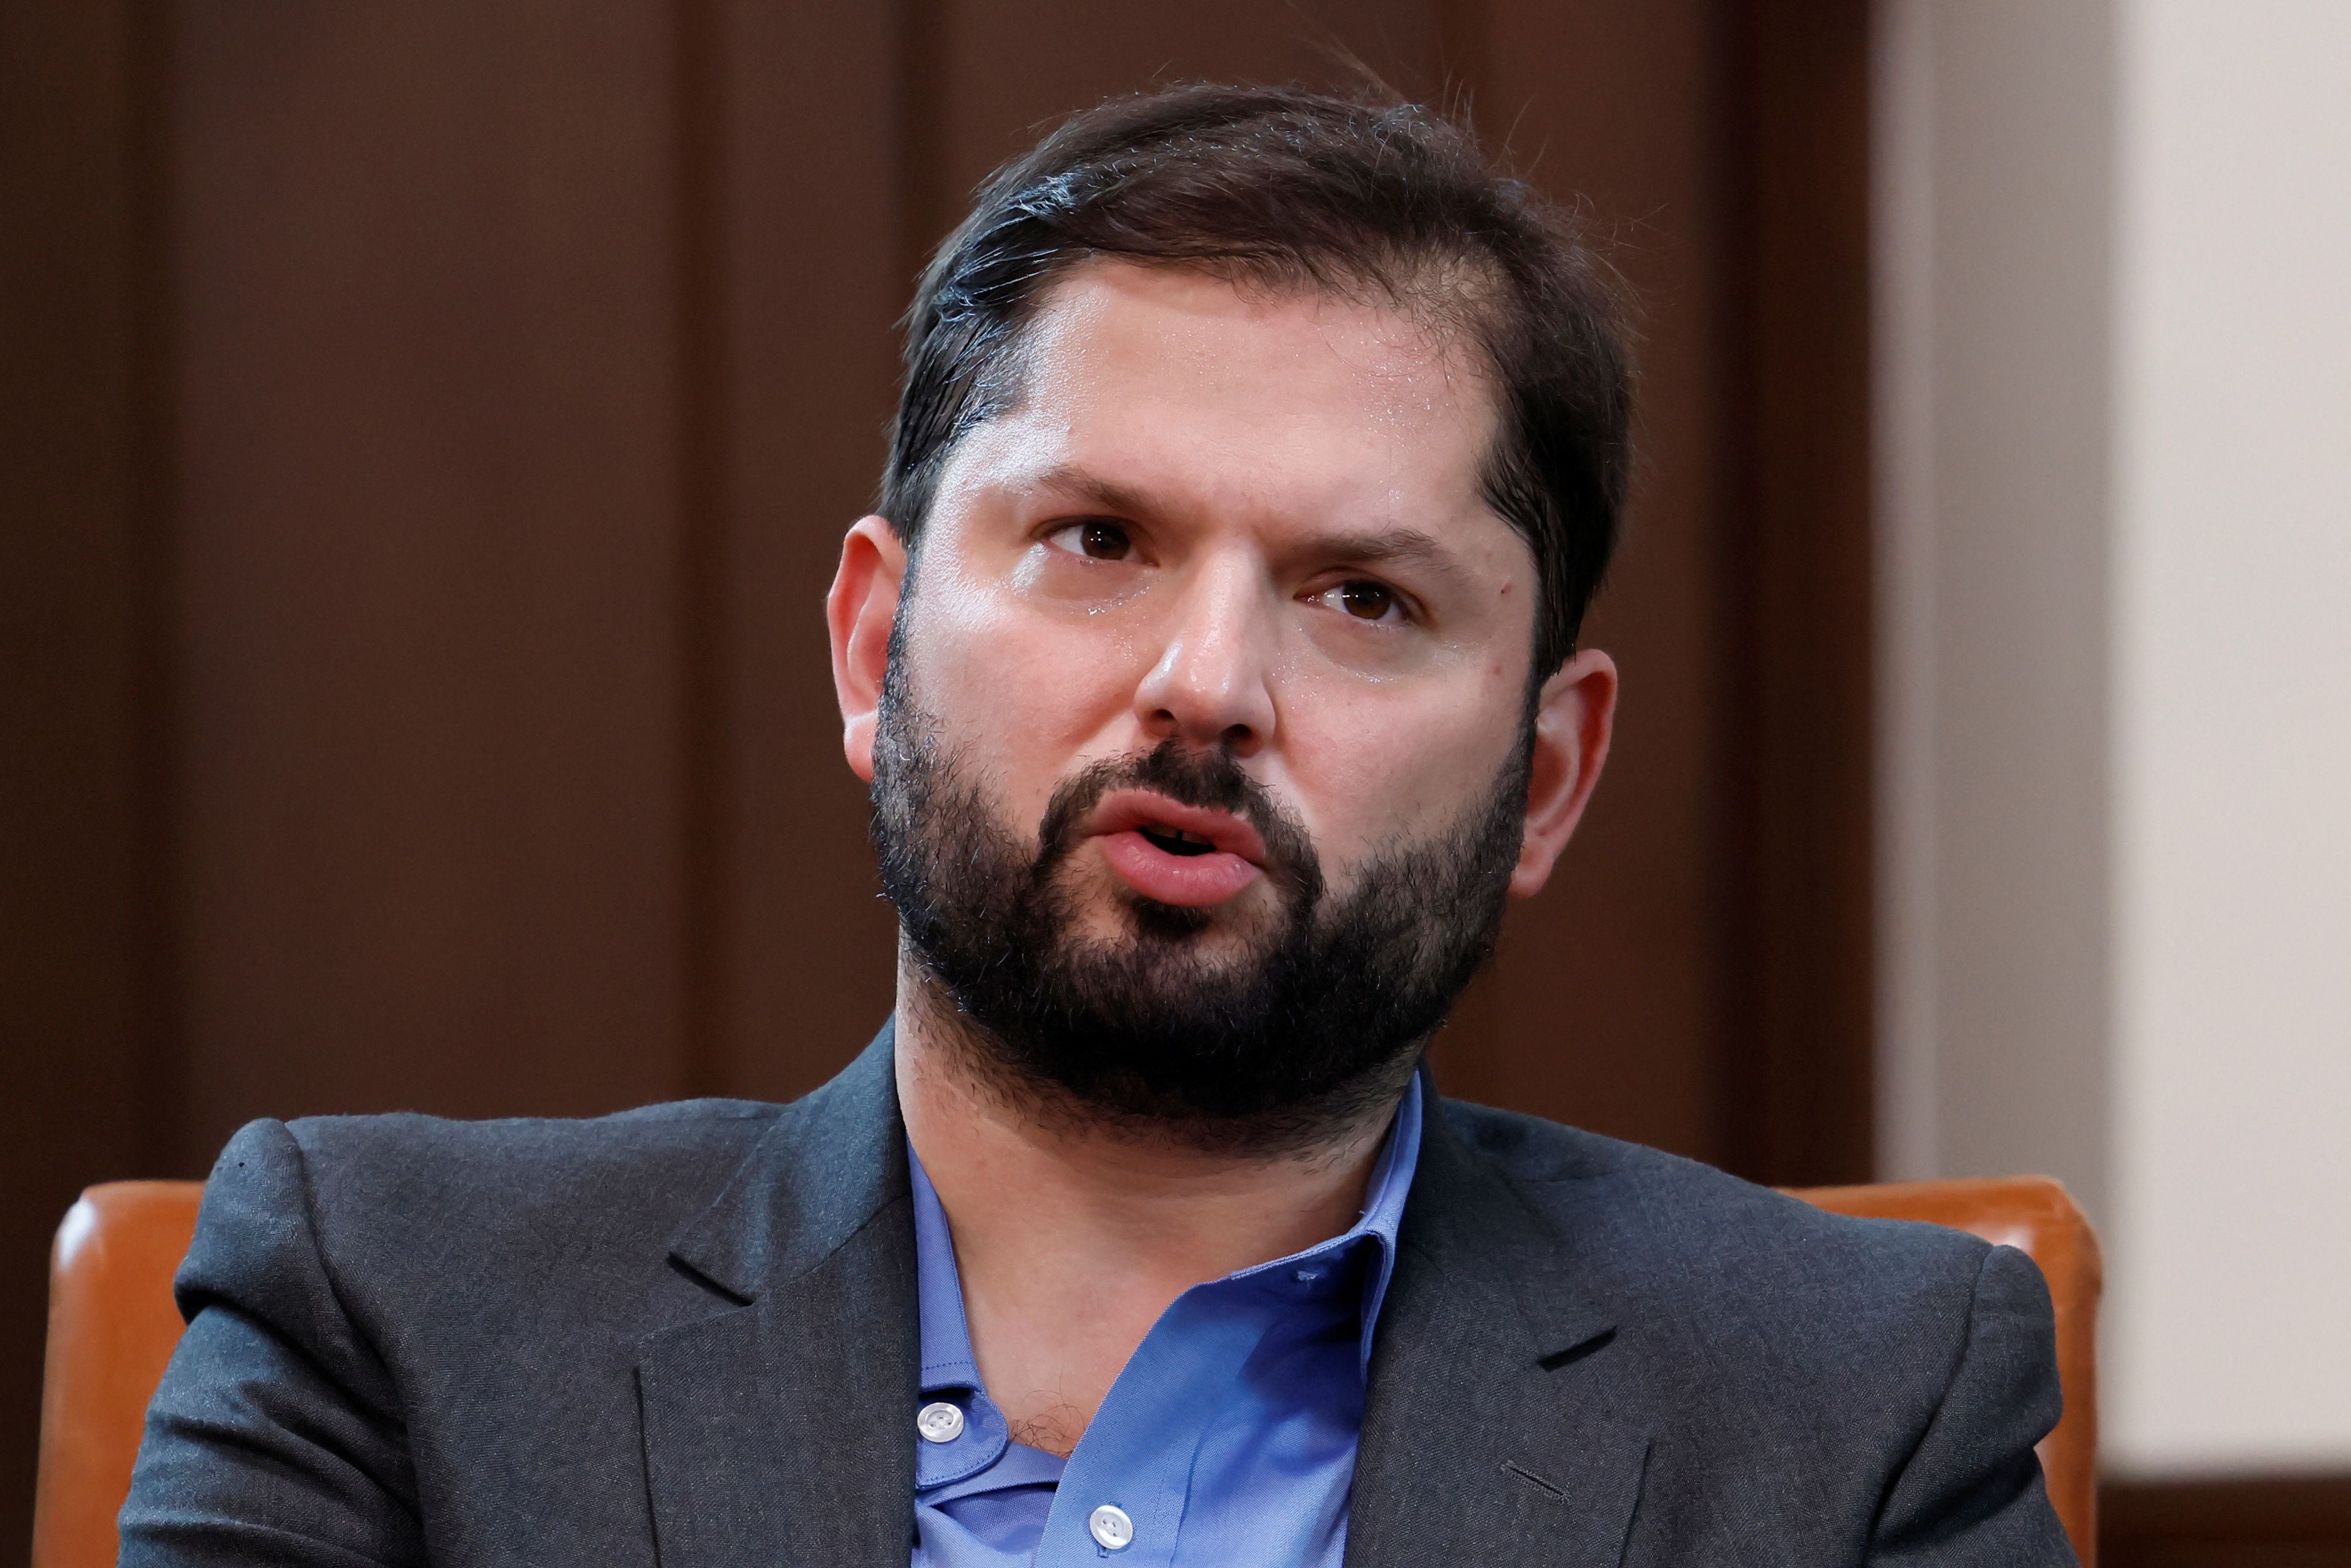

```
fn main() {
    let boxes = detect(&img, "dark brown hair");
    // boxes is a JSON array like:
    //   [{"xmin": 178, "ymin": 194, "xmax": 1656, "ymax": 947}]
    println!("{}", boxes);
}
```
[{"xmin": 880, "ymin": 82, "xmax": 1634, "ymax": 674}]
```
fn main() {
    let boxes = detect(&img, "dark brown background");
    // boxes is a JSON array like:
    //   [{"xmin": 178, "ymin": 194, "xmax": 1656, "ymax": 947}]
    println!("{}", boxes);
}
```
[{"xmin": 3, "ymin": 0, "xmax": 1893, "ymax": 1554}]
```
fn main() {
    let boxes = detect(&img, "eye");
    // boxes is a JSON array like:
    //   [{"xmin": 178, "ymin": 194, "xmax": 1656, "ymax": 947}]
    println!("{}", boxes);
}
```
[
  {"xmin": 1313, "ymin": 578, "xmax": 1406, "ymax": 623},
  {"xmin": 1045, "ymin": 520, "xmax": 1135, "ymax": 561}
]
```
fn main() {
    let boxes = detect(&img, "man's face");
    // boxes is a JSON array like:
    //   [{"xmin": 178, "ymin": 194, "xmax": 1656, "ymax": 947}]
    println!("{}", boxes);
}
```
[{"xmin": 838, "ymin": 260, "xmax": 1604, "ymax": 1133}]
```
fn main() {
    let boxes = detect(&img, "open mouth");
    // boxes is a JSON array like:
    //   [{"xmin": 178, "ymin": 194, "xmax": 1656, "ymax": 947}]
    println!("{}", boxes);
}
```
[
  {"xmin": 1086, "ymin": 788, "xmax": 1268, "ymax": 908},
  {"xmin": 1137, "ymin": 823, "xmax": 1217, "ymax": 858}
]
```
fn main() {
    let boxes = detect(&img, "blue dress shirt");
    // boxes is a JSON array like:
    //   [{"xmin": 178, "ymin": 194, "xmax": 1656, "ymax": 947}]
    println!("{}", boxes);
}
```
[{"xmin": 907, "ymin": 1074, "xmax": 1423, "ymax": 1567}]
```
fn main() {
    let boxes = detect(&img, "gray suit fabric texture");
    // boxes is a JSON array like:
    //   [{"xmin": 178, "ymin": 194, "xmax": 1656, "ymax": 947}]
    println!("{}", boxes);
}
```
[{"xmin": 120, "ymin": 1024, "xmax": 2077, "ymax": 1566}]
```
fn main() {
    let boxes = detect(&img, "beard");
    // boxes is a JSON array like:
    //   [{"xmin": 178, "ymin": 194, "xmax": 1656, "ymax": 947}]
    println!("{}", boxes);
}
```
[{"xmin": 869, "ymin": 657, "xmax": 1530, "ymax": 1149}]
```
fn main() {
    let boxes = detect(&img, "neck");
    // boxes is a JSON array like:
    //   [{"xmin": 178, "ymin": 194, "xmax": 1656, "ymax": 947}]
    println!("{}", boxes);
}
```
[{"xmin": 892, "ymin": 961, "xmax": 1410, "ymax": 1454}]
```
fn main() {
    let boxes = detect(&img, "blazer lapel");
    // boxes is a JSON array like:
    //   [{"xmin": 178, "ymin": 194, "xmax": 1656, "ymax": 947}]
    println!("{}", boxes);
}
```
[
  {"xmin": 1347, "ymin": 1073, "xmax": 1653, "ymax": 1568},
  {"xmin": 636, "ymin": 1027, "xmax": 919, "ymax": 1568}
]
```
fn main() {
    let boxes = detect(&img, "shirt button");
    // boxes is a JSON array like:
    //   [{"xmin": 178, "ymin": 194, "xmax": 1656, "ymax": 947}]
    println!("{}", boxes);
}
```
[
  {"xmin": 916, "ymin": 1401, "xmax": 965, "ymax": 1443},
  {"xmin": 1088, "ymin": 1503, "xmax": 1135, "ymax": 1551}
]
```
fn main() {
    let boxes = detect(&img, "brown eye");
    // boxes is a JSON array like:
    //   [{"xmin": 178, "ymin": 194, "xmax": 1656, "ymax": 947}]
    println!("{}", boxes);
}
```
[
  {"xmin": 1079, "ymin": 521, "xmax": 1131, "ymax": 560},
  {"xmin": 1338, "ymin": 580, "xmax": 1396, "ymax": 620}
]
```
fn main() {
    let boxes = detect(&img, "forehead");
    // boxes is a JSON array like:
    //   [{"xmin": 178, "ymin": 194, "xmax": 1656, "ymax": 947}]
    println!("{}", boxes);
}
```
[{"xmin": 937, "ymin": 260, "xmax": 1508, "ymax": 530}]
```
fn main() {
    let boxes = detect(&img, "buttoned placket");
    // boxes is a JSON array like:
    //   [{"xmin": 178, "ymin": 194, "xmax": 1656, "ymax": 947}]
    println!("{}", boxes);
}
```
[{"xmin": 1025, "ymin": 1240, "xmax": 1373, "ymax": 1567}]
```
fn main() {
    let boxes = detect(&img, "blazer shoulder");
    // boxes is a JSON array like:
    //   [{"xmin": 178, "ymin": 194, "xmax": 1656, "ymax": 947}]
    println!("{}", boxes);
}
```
[
  {"xmin": 291, "ymin": 1096, "xmax": 782, "ymax": 1230},
  {"xmin": 1432, "ymin": 1095, "xmax": 2005, "ymax": 1337},
  {"xmin": 277, "ymin": 1094, "xmax": 786, "ymax": 1168},
  {"xmin": 1431, "ymin": 1096, "xmax": 2056, "ymax": 1478},
  {"xmin": 190, "ymin": 1099, "xmax": 789, "ymax": 1332}
]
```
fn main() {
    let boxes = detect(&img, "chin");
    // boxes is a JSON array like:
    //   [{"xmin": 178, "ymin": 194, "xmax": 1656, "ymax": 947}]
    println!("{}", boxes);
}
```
[{"xmin": 1123, "ymin": 884, "xmax": 1295, "ymax": 946}]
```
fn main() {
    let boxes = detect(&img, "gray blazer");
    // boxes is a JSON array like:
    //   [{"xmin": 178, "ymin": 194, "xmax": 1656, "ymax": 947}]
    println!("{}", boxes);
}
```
[{"xmin": 121, "ymin": 1025, "xmax": 2076, "ymax": 1565}]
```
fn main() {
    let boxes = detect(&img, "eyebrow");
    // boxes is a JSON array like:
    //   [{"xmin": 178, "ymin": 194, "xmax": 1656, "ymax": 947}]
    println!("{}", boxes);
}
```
[
  {"xmin": 1026, "ymin": 462, "xmax": 1473, "ymax": 584},
  {"xmin": 1309, "ymin": 528, "xmax": 1458, "ymax": 573},
  {"xmin": 1028, "ymin": 463, "xmax": 1166, "ymax": 524}
]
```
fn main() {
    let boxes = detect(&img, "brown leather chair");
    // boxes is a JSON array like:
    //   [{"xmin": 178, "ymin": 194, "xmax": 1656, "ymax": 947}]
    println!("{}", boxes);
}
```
[
  {"xmin": 1791, "ymin": 1176, "xmax": 2103, "ymax": 1565},
  {"xmin": 33, "ymin": 1176, "xmax": 2099, "ymax": 1568},
  {"xmin": 33, "ymin": 1182, "xmax": 203, "ymax": 1568}
]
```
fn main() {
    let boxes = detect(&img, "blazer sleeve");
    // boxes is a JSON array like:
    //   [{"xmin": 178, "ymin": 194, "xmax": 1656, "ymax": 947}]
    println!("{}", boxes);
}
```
[
  {"xmin": 1867, "ymin": 1242, "xmax": 2079, "ymax": 1566},
  {"xmin": 118, "ymin": 1118, "xmax": 426, "ymax": 1568}
]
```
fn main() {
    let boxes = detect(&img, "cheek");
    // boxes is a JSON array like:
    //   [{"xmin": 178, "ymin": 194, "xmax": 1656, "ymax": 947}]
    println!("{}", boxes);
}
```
[
  {"xmin": 1278, "ymin": 672, "xmax": 1525, "ymax": 859},
  {"xmin": 900, "ymin": 570, "xmax": 1147, "ymax": 805}
]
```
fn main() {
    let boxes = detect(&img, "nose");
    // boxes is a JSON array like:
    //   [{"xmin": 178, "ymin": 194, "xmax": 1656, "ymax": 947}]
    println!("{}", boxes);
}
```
[{"xmin": 1133, "ymin": 550, "xmax": 1277, "ymax": 756}]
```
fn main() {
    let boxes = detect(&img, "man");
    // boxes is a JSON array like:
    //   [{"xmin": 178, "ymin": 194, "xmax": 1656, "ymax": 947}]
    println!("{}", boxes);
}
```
[{"xmin": 123, "ymin": 86, "xmax": 2074, "ymax": 1566}]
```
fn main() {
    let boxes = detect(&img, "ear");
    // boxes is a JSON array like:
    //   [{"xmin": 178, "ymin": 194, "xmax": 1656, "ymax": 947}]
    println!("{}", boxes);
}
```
[
  {"xmin": 1510, "ymin": 647, "xmax": 1618, "ymax": 898},
  {"xmin": 827, "ymin": 515, "xmax": 908, "ymax": 784}
]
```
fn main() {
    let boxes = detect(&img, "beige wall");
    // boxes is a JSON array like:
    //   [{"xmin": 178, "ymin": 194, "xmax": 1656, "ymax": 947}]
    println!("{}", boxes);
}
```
[
  {"xmin": 2107, "ymin": 0, "xmax": 2351, "ymax": 1474},
  {"xmin": 1876, "ymin": 0, "xmax": 2351, "ymax": 1476}
]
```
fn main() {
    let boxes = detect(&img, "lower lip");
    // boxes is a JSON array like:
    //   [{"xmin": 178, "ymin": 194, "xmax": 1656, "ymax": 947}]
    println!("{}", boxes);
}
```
[{"xmin": 1096, "ymin": 830, "xmax": 1264, "ymax": 908}]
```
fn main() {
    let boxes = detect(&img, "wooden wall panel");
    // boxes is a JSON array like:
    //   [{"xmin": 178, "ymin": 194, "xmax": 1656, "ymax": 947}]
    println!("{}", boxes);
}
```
[
  {"xmin": 2103, "ymin": 1475, "xmax": 2351, "ymax": 1567},
  {"xmin": 165, "ymin": 4, "xmax": 692, "ymax": 1165},
  {"xmin": 0, "ymin": 0, "xmax": 153, "ymax": 1540},
  {"xmin": 1722, "ymin": 0, "xmax": 1876, "ymax": 1185},
  {"xmin": 705, "ymin": 0, "xmax": 908, "ymax": 1100}
]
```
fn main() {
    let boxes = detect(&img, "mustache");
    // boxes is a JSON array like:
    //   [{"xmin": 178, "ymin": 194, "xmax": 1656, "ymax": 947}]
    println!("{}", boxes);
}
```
[{"xmin": 1033, "ymin": 739, "xmax": 1325, "ymax": 906}]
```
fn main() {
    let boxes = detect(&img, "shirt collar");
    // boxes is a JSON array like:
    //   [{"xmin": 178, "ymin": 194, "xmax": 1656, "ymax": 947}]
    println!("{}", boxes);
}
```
[
  {"xmin": 910, "ymin": 1142, "xmax": 984, "ymax": 1396},
  {"xmin": 1214, "ymin": 1067, "xmax": 1421, "ymax": 1368}
]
